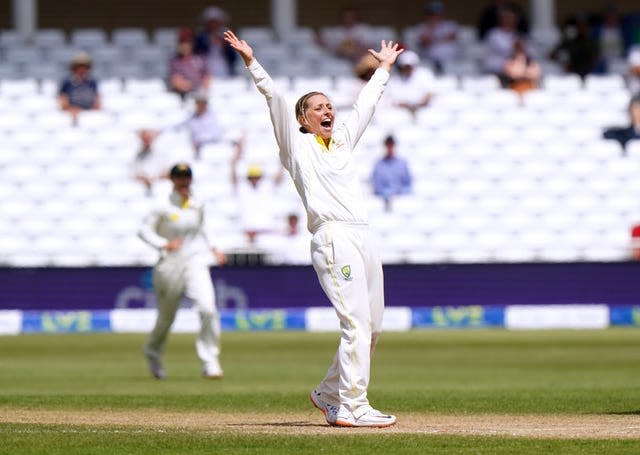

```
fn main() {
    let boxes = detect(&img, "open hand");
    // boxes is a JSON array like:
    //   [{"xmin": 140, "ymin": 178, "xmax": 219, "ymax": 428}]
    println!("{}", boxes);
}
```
[
  {"xmin": 368, "ymin": 40, "xmax": 404, "ymax": 72},
  {"xmin": 224, "ymin": 30, "xmax": 254, "ymax": 66}
]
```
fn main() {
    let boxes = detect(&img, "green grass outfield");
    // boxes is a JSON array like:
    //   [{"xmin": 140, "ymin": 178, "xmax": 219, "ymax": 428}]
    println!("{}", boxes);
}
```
[{"xmin": 2, "ymin": 329, "xmax": 640, "ymax": 453}]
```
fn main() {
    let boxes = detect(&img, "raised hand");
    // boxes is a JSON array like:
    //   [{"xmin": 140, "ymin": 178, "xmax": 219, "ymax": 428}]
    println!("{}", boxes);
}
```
[
  {"xmin": 224, "ymin": 30, "xmax": 254, "ymax": 66},
  {"xmin": 368, "ymin": 40, "xmax": 404, "ymax": 72}
]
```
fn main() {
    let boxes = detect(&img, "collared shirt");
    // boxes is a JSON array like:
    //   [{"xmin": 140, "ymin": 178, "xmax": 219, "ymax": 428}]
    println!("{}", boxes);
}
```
[
  {"xmin": 247, "ymin": 59, "xmax": 389, "ymax": 233},
  {"xmin": 372, "ymin": 156, "xmax": 412, "ymax": 198},
  {"xmin": 169, "ymin": 54, "xmax": 209, "ymax": 91},
  {"xmin": 138, "ymin": 191, "xmax": 213, "ymax": 263},
  {"xmin": 59, "ymin": 76, "xmax": 98, "ymax": 109}
]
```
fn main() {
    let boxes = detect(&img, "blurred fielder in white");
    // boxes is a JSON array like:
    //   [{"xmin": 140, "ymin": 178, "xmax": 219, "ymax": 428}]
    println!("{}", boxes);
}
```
[{"xmin": 138, "ymin": 163, "xmax": 226, "ymax": 380}]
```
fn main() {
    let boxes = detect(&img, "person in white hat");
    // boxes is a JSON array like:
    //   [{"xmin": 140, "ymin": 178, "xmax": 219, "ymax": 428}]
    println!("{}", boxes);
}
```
[
  {"xmin": 195, "ymin": 6, "xmax": 237, "ymax": 78},
  {"xmin": 138, "ymin": 163, "xmax": 227, "ymax": 380},
  {"xmin": 58, "ymin": 51, "xmax": 101, "ymax": 124},
  {"xmin": 385, "ymin": 49, "xmax": 435, "ymax": 119},
  {"xmin": 225, "ymin": 29, "xmax": 402, "ymax": 428}
]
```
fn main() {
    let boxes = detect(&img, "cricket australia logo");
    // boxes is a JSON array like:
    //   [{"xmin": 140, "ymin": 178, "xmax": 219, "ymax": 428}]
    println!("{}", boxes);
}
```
[{"xmin": 340, "ymin": 265, "xmax": 353, "ymax": 281}]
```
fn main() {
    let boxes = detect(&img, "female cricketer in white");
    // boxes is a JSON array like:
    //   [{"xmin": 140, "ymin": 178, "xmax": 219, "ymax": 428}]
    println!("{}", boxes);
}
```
[
  {"xmin": 225, "ymin": 30, "xmax": 403, "ymax": 427},
  {"xmin": 138, "ymin": 163, "xmax": 226, "ymax": 380}
]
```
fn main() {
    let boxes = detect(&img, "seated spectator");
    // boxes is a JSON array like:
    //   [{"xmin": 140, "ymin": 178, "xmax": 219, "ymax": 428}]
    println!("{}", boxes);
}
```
[
  {"xmin": 482, "ymin": 6, "xmax": 528, "ymax": 80},
  {"xmin": 58, "ymin": 51, "xmax": 101, "ymax": 125},
  {"xmin": 263, "ymin": 212, "xmax": 312, "ymax": 265},
  {"xmin": 194, "ymin": 6, "xmax": 237, "ymax": 78},
  {"xmin": 371, "ymin": 135, "xmax": 413, "ymax": 211},
  {"xmin": 477, "ymin": 0, "xmax": 529, "ymax": 41},
  {"xmin": 594, "ymin": 5, "xmax": 625, "ymax": 73},
  {"xmin": 626, "ymin": 45, "xmax": 640, "ymax": 95},
  {"xmin": 603, "ymin": 94, "xmax": 640, "ymax": 154},
  {"xmin": 132, "ymin": 129, "xmax": 171, "ymax": 197},
  {"xmin": 503, "ymin": 37, "xmax": 542, "ymax": 99},
  {"xmin": 169, "ymin": 27, "xmax": 211, "ymax": 100},
  {"xmin": 230, "ymin": 138, "xmax": 283, "ymax": 245},
  {"xmin": 316, "ymin": 6, "xmax": 373, "ymax": 63},
  {"xmin": 167, "ymin": 90, "xmax": 224, "ymax": 160},
  {"xmin": 549, "ymin": 14, "xmax": 601, "ymax": 79},
  {"xmin": 414, "ymin": 1, "xmax": 459, "ymax": 74},
  {"xmin": 385, "ymin": 50, "xmax": 434, "ymax": 119}
]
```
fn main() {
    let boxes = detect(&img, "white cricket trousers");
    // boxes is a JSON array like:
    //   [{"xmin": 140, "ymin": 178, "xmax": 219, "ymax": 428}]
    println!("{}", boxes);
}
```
[
  {"xmin": 311, "ymin": 223, "xmax": 385, "ymax": 416},
  {"xmin": 145, "ymin": 256, "xmax": 221, "ymax": 371}
]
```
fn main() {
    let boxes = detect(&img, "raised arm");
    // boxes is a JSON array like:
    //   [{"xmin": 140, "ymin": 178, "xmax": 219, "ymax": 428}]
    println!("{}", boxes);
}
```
[
  {"xmin": 224, "ymin": 30, "xmax": 296, "ymax": 169},
  {"xmin": 343, "ymin": 40, "xmax": 404, "ymax": 147}
]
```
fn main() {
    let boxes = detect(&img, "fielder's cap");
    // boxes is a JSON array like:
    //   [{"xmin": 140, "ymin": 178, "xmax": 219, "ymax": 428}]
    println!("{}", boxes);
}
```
[
  {"xmin": 170, "ymin": 162, "xmax": 193, "ymax": 178},
  {"xmin": 246, "ymin": 164, "xmax": 263, "ymax": 178},
  {"xmin": 397, "ymin": 50, "xmax": 420, "ymax": 67},
  {"xmin": 384, "ymin": 134, "xmax": 396, "ymax": 145},
  {"xmin": 70, "ymin": 51, "xmax": 92, "ymax": 68}
]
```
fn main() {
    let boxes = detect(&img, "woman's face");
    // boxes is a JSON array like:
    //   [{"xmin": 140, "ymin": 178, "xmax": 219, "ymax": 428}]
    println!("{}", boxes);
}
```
[
  {"xmin": 171, "ymin": 175, "xmax": 192, "ymax": 198},
  {"xmin": 299, "ymin": 94, "xmax": 334, "ymax": 140}
]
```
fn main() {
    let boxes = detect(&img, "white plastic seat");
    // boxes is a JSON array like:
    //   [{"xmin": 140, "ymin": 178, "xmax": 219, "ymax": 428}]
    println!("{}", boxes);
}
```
[
  {"xmin": 34, "ymin": 28, "xmax": 66, "ymax": 49},
  {"xmin": 584, "ymin": 74, "xmax": 626, "ymax": 93},
  {"xmin": 70, "ymin": 28, "xmax": 108, "ymax": 50},
  {"xmin": 460, "ymin": 75, "xmax": 500, "ymax": 93},
  {"xmin": 112, "ymin": 27, "xmax": 148, "ymax": 48},
  {"xmin": 0, "ymin": 78, "xmax": 39, "ymax": 98},
  {"xmin": 543, "ymin": 74, "xmax": 583, "ymax": 93},
  {"xmin": 75, "ymin": 110, "xmax": 114, "ymax": 131}
]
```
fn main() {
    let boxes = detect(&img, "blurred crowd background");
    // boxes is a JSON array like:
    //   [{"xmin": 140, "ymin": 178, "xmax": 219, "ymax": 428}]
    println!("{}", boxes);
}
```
[{"xmin": 2, "ymin": 0, "xmax": 640, "ymax": 267}]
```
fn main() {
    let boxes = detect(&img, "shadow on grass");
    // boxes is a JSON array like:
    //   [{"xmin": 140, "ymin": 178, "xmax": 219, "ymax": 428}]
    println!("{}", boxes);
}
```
[{"xmin": 606, "ymin": 411, "xmax": 640, "ymax": 415}]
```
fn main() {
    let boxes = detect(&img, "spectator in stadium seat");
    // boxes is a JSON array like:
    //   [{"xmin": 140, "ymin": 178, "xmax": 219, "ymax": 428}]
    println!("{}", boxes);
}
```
[
  {"xmin": 414, "ymin": 1, "xmax": 459, "ymax": 75},
  {"xmin": 549, "ymin": 13, "xmax": 601, "ymax": 79},
  {"xmin": 169, "ymin": 27, "xmax": 211, "ymax": 100},
  {"xmin": 503, "ymin": 37, "xmax": 542, "ymax": 99},
  {"xmin": 626, "ymin": 45, "xmax": 640, "ymax": 95},
  {"xmin": 477, "ymin": 0, "xmax": 529, "ymax": 41},
  {"xmin": 371, "ymin": 134, "xmax": 413, "ymax": 211},
  {"xmin": 166, "ymin": 90, "xmax": 224, "ymax": 160},
  {"xmin": 482, "ymin": 6, "xmax": 530, "ymax": 81},
  {"xmin": 194, "ymin": 6, "xmax": 237, "ymax": 78},
  {"xmin": 58, "ymin": 51, "xmax": 101, "ymax": 125},
  {"xmin": 603, "ymin": 94, "xmax": 640, "ymax": 154},
  {"xmin": 385, "ymin": 50, "xmax": 434, "ymax": 120},
  {"xmin": 316, "ymin": 6, "xmax": 374, "ymax": 63},
  {"xmin": 132, "ymin": 129, "xmax": 171, "ymax": 197},
  {"xmin": 593, "ymin": 5, "xmax": 625, "ymax": 74},
  {"xmin": 230, "ymin": 136, "xmax": 283, "ymax": 245}
]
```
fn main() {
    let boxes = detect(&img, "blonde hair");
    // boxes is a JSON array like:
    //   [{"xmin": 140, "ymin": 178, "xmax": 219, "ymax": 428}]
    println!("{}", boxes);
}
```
[{"xmin": 295, "ymin": 91, "xmax": 327, "ymax": 133}]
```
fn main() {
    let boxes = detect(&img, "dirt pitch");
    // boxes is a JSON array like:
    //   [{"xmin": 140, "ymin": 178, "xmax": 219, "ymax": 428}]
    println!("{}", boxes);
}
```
[{"xmin": 2, "ymin": 407, "xmax": 640, "ymax": 439}]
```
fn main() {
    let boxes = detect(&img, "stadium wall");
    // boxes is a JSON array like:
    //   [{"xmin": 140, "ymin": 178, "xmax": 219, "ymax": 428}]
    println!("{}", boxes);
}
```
[
  {"xmin": 1, "ymin": 263, "xmax": 639, "ymax": 334},
  {"xmin": 2, "ymin": 1, "xmax": 639, "ymax": 33}
]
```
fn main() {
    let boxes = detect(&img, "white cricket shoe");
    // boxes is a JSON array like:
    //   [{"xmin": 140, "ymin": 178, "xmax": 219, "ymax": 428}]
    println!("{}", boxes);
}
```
[
  {"xmin": 335, "ymin": 405, "xmax": 397, "ymax": 428},
  {"xmin": 202, "ymin": 362, "xmax": 224, "ymax": 379},
  {"xmin": 143, "ymin": 348, "xmax": 166, "ymax": 380},
  {"xmin": 309, "ymin": 389, "xmax": 339, "ymax": 425}
]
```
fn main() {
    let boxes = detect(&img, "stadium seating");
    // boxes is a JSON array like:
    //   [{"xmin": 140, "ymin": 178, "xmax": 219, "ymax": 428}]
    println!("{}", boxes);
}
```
[{"xmin": 0, "ymin": 24, "xmax": 637, "ymax": 266}]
